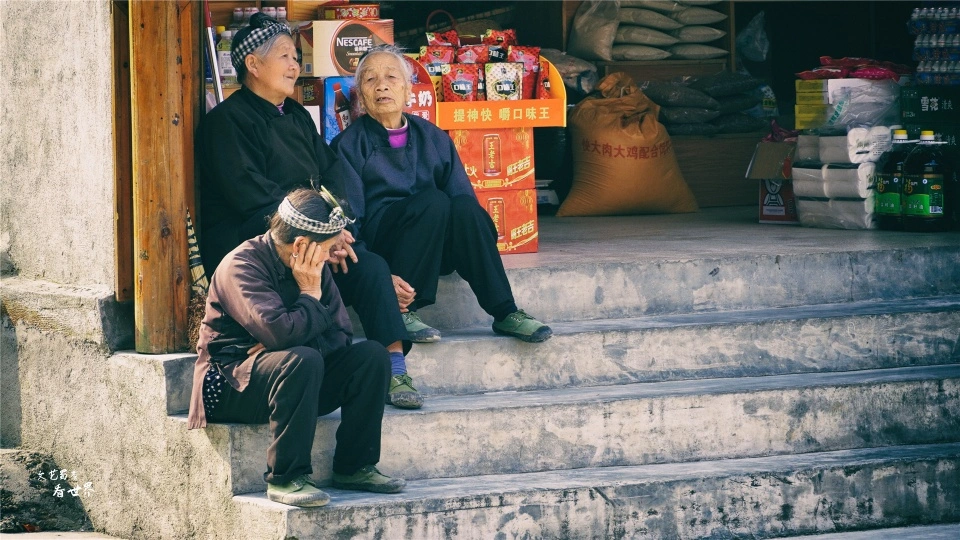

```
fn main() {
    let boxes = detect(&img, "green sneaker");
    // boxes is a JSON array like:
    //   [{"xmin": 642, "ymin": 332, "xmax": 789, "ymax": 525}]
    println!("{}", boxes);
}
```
[
  {"xmin": 387, "ymin": 374, "xmax": 424, "ymax": 409},
  {"xmin": 492, "ymin": 310, "xmax": 553, "ymax": 343},
  {"xmin": 332, "ymin": 465, "xmax": 406, "ymax": 494},
  {"xmin": 402, "ymin": 311, "xmax": 441, "ymax": 343},
  {"xmin": 266, "ymin": 474, "xmax": 330, "ymax": 507}
]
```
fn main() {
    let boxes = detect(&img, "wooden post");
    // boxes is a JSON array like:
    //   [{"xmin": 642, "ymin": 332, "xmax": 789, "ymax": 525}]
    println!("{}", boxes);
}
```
[
  {"xmin": 113, "ymin": 1, "xmax": 134, "ymax": 303},
  {"xmin": 129, "ymin": 0, "xmax": 195, "ymax": 352}
]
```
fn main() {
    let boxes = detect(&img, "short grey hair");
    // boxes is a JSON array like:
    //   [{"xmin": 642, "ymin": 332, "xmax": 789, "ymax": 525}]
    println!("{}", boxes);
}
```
[{"xmin": 354, "ymin": 44, "xmax": 414, "ymax": 87}]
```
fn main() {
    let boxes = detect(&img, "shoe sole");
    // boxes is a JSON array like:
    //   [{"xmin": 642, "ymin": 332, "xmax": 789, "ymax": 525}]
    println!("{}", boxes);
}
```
[
  {"xmin": 387, "ymin": 392, "xmax": 424, "ymax": 409},
  {"xmin": 406, "ymin": 329, "xmax": 441, "ymax": 343},
  {"xmin": 331, "ymin": 480, "xmax": 406, "ymax": 494},
  {"xmin": 492, "ymin": 326, "xmax": 553, "ymax": 343},
  {"xmin": 267, "ymin": 493, "xmax": 330, "ymax": 507}
]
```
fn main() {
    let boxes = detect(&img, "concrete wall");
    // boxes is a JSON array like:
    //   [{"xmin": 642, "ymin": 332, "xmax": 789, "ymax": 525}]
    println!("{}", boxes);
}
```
[{"xmin": 0, "ymin": 0, "xmax": 116, "ymax": 288}]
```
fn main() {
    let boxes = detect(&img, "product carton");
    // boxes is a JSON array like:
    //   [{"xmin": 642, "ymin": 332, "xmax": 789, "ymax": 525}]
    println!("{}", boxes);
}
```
[
  {"xmin": 745, "ymin": 142, "xmax": 799, "ymax": 224},
  {"xmin": 795, "ymin": 78, "xmax": 899, "ymax": 104},
  {"xmin": 901, "ymin": 86, "xmax": 960, "ymax": 125},
  {"xmin": 295, "ymin": 19, "xmax": 393, "ymax": 77},
  {"xmin": 474, "ymin": 188, "xmax": 539, "ymax": 254},
  {"xmin": 448, "ymin": 128, "xmax": 535, "ymax": 190}
]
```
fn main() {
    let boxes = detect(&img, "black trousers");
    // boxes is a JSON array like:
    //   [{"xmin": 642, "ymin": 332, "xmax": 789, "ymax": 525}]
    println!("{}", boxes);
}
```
[
  {"xmin": 370, "ymin": 189, "xmax": 516, "ymax": 317},
  {"xmin": 209, "ymin": 341, "xmax": 390, "ymax": 484},
  {"xmin": 332, "ymin": 246, "xmax": 409, "ymax": 349}
]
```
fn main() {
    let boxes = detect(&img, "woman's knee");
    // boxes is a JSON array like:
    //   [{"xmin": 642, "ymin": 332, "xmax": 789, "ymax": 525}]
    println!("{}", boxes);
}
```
[
  {"xmin": 282, "ymin": 346, "xmax": 325, "ymax": 377},
  {"xmin": 352, "ymin": 341, "xmax": 390, "ymax": 376}
]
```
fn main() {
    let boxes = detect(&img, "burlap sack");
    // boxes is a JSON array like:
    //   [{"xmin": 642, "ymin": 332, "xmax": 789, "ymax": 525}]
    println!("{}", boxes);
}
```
[{"xmin": 557, "ymin": 73, "xmax": 699, "ymax": 217}]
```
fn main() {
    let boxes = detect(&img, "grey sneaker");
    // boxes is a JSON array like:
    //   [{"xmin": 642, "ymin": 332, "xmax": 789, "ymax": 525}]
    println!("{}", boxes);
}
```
[
  {"xmin": 266, "ymin": 474, "xmax": 330, "ymax": 507},
  {"xmin": 332, "ymin": 465, "xmax": 406, "ymax": 494},
  {"xmin": 492, "ymin": 309, "xmax": 552, "ymax": 343},
  {"xmin": 402, "ymin": 311, "xmax": 441, "ymax": 343},
  {"xmin": 387, "ymin": 374, "xmax": 424, "ymax": 409}
]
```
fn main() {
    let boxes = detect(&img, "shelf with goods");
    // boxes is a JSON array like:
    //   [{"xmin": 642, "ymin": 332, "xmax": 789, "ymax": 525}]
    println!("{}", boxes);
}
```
[{"xmin": 206, "ymin": 1, "xmax": 325, "ymax": 28}]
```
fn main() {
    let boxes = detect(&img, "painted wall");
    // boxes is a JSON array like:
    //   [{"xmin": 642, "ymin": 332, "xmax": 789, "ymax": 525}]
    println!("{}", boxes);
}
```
[{"xmin": 0, "ymin": 0, "xmax": 116, "ymax": 288}]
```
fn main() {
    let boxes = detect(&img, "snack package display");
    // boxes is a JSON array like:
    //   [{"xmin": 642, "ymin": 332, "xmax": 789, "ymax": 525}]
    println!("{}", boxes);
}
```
[
  {"xmin": 508, "ymin": 46, "xmax": 541, "ymax": 99},
  {"xmin": 426, "ymin": 30, "xmax": 460, "ymax": 48},
  {"xmin": 536, "ymin": 58, "xmax": 552, "ymax": 99},
  {"xmin": 442, "ymin": 64, "xmax": 481, "ymax": 102},
  {"xmin": 456, "ymin": 45, "xmax": 490, "ymax": 64},
  {"xmin": 488, "ymin": 46, "xmax": 508, "ymax": 63},
  {"xmin": 482, "ymin": 29, "xmax": 518, "ymax": 47},
  {"xmin": 419, "ymin": 45, "xmax": 455, "ymax": 77},
  {"xmin": 485, "ymin": 62, "xmax": 523, "ymax": 100}
]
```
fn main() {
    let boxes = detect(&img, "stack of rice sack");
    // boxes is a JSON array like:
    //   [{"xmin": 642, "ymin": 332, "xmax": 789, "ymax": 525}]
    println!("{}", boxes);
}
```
[
  {"xmin": 790, "ymin": 127, "xmax": 893, "ymax": 229},
  {"xmin": 614, "ymin": 0, "xmax": 729, "ymax": 62},
  {"xmin": 641, "ymin": 72, "xmax": 770, "ymax": 136},
  {"xmin": 419, "ymin": 29, "xmax": 553, "ymax": 102}
]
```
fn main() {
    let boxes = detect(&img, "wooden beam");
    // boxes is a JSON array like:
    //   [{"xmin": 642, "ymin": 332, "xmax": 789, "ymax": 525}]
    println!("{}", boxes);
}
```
[
  {"xmin": 112, "ymin": 0, "xmax": 133, "ymax": 303},
  {"xmin": 129, "ymin": 0, "xmax": 192, "ymax": 353}
]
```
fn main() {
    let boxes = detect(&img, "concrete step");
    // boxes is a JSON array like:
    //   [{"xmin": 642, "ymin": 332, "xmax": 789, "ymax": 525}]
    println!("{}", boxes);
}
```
[
  {"xmin": 178, "ymin": 364, "xmax": 960, "ymax": 495},
  {"xmin": 160, "ymin": 296, "xmax": 960, "ymax": 415},
  {"xmin": 410, "ymin": 243, "xmax": 960, "ymax": 330},
  {"xmin": 231, "ymin": 442, "xmax": 960, "ymax": 540},
  {"xmin": 785, "ymin": 522, "xmax": 960, "ymax": 539},
  {"xmin": 408, "ymin": 295, "xmax": 960, "ymax": 396}
]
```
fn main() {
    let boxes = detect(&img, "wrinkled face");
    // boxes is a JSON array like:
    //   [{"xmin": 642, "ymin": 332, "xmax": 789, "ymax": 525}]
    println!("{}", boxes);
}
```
[
  {"xmin": 357, "ymin": 53, "xmax": 411, "ymax": 127},
  {"xmin": 247, "ymin": 35, "xmax": 300, "ymax": 103}
]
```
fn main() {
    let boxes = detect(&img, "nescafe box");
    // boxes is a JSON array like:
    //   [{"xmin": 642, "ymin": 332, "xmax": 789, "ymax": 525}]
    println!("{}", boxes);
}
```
[{"xmin": 295, "ymin": 19, "xmax": 394, "ymax": 78}]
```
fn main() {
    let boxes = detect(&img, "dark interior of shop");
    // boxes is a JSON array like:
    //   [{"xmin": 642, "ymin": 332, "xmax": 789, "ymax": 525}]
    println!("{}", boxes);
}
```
[{"xmin": 377, "ymin": 0, "xmax": 918, "ymax": 112}]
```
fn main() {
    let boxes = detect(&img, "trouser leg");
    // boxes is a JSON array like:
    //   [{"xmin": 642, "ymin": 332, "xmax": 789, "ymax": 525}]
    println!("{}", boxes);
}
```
[
  {"xmin": 210, "ymin": 346, "xmax": 323, "ymax": 485},
  {"xmin": 443, "ymin": 195, "xmax": 517, "ymax": 318},
  {"xmin": 370, "ymin": 188, "xmax": 450, "ymax": 310},
  {"xmin": 332, "ymin": 247, "xmax": 408, "ymax": 348},
  {"xmin": 316, "ymin": 340, "xmax": 391, "ymax": 475}
]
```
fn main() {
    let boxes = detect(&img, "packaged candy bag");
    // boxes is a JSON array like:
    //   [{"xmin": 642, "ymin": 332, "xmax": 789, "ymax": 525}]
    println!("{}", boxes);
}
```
[
  {"xmin": 419, "ymin": 45, "xmax": 455, "ymax": 77},
  {"xmin": 536, "ymin": 58, "xmax": 552, "ymax": 99},
  {"xmin": 508, "ymin": 46, "xmax": 541, "ymax": 99},
  {"xmin": 442, "ymin": 64, "xmax": 481, "ymax": 102},
  {"xmin": 488, "ymin": 46, "xmax": 508, "ymax": 63},
  {"xmin": 426, "ymin": 30, "xmax": 460, "ymax": 48},
  {"xmin": 456, "ymin": 45, "xmax": 490, "ymax": 64},
  {"xmin": 482, "ymin": 29, "xmax": 518, "ymax": 47},
  {"xmin": 485, "ymin": 62, "xmax": 523, "ymax": 101}
]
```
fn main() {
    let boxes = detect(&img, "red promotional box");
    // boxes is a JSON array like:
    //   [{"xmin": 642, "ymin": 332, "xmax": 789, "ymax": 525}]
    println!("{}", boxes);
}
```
[
  {"xmin": 448, "ymin": 128, "xmax": 535, "ymax": 190},
  {"xmin": 475, "ymin": 188, "xmax": 538, "ymax": 254}
]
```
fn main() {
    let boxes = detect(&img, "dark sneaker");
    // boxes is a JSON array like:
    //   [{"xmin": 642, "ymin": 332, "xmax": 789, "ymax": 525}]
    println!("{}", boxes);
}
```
[
  {"xmin": 332, "ymin": 465, "xmax": 406, "ymax": 494},
  {"xmin": 492, "ymin": 310, "xmax": 553, "ymax": 343},
  {"xmin": 402, "ymin": 311, "xmax": 441, "ymax": 343},
  {"xmin": 387, "ymin": 374, "xmax": 424, "ymax": 409},
  {"xmin": 266, "ymin": 474, "xmax": 330, "ymax": 507}
]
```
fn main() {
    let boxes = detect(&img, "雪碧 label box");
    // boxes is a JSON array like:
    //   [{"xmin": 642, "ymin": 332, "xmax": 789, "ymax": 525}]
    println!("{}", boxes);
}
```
[
  {"xmin": 295, "ymin": 19, "xmax": 393, "ymax": 77},
  {"xmin": 475, "ymin": 188, "xmax": 539, "ymax": 254},
  {"xmin": 449, "ymin": 128, "xmax": 535, "ymax": 191}
]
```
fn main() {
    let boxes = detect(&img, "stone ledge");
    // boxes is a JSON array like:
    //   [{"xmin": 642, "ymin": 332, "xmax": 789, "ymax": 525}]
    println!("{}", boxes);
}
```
[{"xmin": 0, "ymin": 277, "xmax": 132, "ymax": 351}]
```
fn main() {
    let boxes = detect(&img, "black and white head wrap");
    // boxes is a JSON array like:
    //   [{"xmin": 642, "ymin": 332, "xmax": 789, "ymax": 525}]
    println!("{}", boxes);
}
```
[
  {"xmin": 277, "ymin": 188, "xmax": 355, "ymax": 236},
  {"xmin": 231, "ymin": 13, "xmax": 291, "ymax": 74}
]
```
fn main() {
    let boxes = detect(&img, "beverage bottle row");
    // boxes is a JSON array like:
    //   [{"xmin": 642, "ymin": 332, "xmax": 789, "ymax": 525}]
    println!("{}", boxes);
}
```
[
  {"xmin": 875, "ymin": 129, "xmax": 958, "ymax": 232},
  {"xmin": 227, "ymin": 6, "xmax": 290, "ymax": 31},
  {"xmin": 915, "ymin": 61, "xmax": 960, "ymax": 86},
  {"xmin": 908, "ymin": 7, "xmax": 960, "ymax": 35}
]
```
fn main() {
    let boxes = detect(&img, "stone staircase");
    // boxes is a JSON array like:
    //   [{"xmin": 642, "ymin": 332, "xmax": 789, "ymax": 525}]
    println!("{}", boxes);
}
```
[{"xmin": 155, "ymin": 212, "xmax": 960, "ymax": 539}]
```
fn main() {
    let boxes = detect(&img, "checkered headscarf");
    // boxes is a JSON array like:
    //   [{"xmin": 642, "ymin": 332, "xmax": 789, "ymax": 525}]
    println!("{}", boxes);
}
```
[
  {"xmin": 231, "ymin": 13, "xmax": 291, "ymax": 74},
  {"xmin": 277, "ymin": 189, "xmax": 355, "ymax": 236}
]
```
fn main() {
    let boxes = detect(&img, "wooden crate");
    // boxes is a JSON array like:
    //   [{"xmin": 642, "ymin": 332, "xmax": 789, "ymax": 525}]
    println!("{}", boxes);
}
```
[{"xmin": 672, "ymin": 132, "xmax": 763, "ymax": 208}]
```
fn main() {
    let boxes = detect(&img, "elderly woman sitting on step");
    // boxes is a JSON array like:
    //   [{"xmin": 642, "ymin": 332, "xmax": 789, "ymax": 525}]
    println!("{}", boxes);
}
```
[
  {"xmin": 188, "ymin": 188, "xmax": 405, "ymax": 507},
  {"xmin": 331, "ymin": 45, "xmax": 552, "ymax": 370}
]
